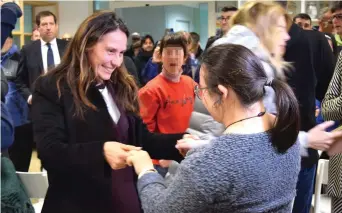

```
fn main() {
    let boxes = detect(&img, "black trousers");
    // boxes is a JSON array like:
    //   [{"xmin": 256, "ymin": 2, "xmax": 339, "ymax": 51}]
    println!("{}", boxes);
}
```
[{"xmin": 8, "ymin": 123, "xmax": 34, "ymax": 172}]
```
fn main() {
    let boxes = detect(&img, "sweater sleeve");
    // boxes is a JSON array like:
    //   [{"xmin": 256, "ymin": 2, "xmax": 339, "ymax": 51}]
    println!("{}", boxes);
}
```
[
  {"xmin": 137, "ymin": 158, "xmax": 209, "ymax": 213},
  {"xmin": 138, "ymin": 87, "xmax": 160, "ymax": 132},
  {"xmin": 321, "ymin": 53, "xmax": 342, "ymax": 121}
]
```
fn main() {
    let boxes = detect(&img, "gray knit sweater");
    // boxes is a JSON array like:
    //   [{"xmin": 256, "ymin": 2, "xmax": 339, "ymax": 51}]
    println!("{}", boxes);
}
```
[{"xmin": 137, "ymin": 132, "xmax": 300, "ymax": 213}]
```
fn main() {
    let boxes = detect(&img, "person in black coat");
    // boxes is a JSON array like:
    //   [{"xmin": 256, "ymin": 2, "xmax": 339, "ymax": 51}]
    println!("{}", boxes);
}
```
[
  {"xmin": 285, "ymin": 23, "xmax": 335, "ymax": 213},
  {"xmin": 31, "ymin": 11, "xmax": 183, "ymax": 213},
  {"xmin": 124, "ymin": 56, "xmax": 140, "ymax": 86},
  {"xmin": 11, "ymin": 11, "xmax": 68, "ymax": 172},
  {"xmin": 133, "ymin": 34, "xmax": 154, "ymax": 81}
]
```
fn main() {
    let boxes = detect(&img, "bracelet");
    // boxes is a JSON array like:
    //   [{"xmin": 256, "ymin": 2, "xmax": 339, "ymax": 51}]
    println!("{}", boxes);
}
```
[{"xmin": 138, "ymin": 168, "xmax": 157, "ymax": 179}]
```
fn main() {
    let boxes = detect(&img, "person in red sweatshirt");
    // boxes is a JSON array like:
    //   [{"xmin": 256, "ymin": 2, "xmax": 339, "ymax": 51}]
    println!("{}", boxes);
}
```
[{"xmin": 139, "ymin": 32, "xmax": 196, "ymax": 176}]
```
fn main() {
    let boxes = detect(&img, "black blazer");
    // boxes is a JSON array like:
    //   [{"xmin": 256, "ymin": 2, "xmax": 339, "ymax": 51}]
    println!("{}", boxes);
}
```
[
  {"xmin": 31, "ymin": 74, "xmax": 183, "ymax": 213},
  {"xmin": 285, "ymin": 24, "xmax": 335, "ymax": 168},
  {"xmin": 14, "ymin": 39, "xmax": 68, "ymax": 101}
]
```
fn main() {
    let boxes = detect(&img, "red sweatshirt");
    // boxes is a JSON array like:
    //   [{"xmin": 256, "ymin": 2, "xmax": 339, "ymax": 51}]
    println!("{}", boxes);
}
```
[{"xmin": 139, "ymin": 74, "xmax": 196, "ymax": 134}]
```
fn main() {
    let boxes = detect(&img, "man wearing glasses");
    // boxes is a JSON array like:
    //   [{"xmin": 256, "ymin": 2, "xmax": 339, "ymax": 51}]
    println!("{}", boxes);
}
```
[
  {"xmin": 217, "ymin": 6, "xmax": 238, "ymax": 37},
  {"xmin": 204, "ymin": 6, "xmax": 238, "ymax": 50},
  {"xmin": 331, "ymin": 2, "xmax": 342, "ymax": 55}
]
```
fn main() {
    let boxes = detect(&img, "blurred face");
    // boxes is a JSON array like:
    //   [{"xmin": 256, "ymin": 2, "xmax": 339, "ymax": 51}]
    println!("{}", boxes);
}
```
[
  {"xmin": 274, "ymin": 16, "xmax": 290, "ymax": 56},
  {"xmin": 38, "ymin": 15, "xmax": 57, "ymax": 42},
  {"xmin": 152, "ymin": 42, "xmax": 161, "ymax": 63},
  {"xmin": 219, "ymin": 11, "xmax": 236, "ymax": 33},
  {"xmin": 88, "ymin": 30, "xmax": 127, "ymax": 82},
  {"xmin": 319, "ymin": 11, "xmax": 333, "ymax": 33},
  {"xmin": 142, "ymin": 38, "xmax": 153, "ymax": 52},
  {"xmin": 161, "ymin": 46, "xmax": 185, "ymax": 77},
  {"xmin": 31, "ymin": 30, "xmax": 40, "ymax": 41},
  {"xmin": 294, "ymin": 18, "xmax": 312, "ymax": 30},
  {"xmin": 332, "ymin": 9, "xmax": 342, "ymax": 35}
]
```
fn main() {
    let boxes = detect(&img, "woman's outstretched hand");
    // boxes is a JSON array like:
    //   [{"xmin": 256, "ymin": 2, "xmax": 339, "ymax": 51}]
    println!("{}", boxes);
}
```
[
  {"xmin": 176, "ymin": 134, "xmax": 210, "ymax": 156},
  {"xmin": 307, "ymin": 121, "xmax": 342, "ymax": 151},
  {"xmin": 103, "ymin": 142, "xmax": 141, "ymax": 170},
  {"xmin": 126, "ymin": 150, "xmax": 154, "ymax": 175}
]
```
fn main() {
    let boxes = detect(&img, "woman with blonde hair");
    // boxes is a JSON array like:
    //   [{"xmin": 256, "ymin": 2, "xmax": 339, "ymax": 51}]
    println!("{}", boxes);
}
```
[
  {"xmin": 31, "ymin": 11, "xmax": 183, "ymax": 213},
  {"xmin": 211, "ymin": 1, "xmax": 340, "ymax": 150},
  {"xmin": 211, "ymin": 2, "xmax": 339, "ymax": 213}
]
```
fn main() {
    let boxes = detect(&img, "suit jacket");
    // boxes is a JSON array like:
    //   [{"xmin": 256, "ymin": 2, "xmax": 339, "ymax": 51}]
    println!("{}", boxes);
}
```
[
  {"xmin": 285, "ymin": 24, "xmax": 335, "ymax": 168},
  {"xmin": 14, "ymin": 39, "xmax": 68, "ymax": 101},
  {"xmin": 124, "ymin": 56, "xmax": 140, "ymax": 86},
  {"xmin": 31, "ymin": 74, "xmax": 183, "ymax": 213}
]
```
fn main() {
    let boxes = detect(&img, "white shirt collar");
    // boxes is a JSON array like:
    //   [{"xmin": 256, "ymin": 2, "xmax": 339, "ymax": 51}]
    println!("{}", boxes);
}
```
[{"xmin": 41, "ymin": 38, "xmax": 57, "ymax": 46}]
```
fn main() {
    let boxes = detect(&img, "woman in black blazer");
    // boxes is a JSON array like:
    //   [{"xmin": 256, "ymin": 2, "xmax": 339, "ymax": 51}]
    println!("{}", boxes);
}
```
[{"xmin": 31, "ymin": 11, "xmax": 183, "ymax": 213}]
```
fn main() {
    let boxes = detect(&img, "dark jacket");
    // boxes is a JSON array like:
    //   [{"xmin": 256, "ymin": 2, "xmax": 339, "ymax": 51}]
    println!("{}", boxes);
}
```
[
  {"xmin": 139, "ymin": 58, "xmax": 159, "ymax": 86},
  {"xmin": 14, "ymin": 39, "xmax": 68, "ymax": 101},
  {"xmin": 195, "ymin": 47, "xmax": 203, "ymax": 59},
  {"xmin": 124, "ymin": 46, "xmax": 135, "ymax": 59},
  {"xmin": 1, "ymin": 102, "xmax": 14, "ymax": 151},
  {"xmin": 124, "ymin": 56, "xmax": 140, "ymax": 86},
  {"xmin": 1, "ymin": 69, "xmax": 8, "ymax": 102},
  {"xmin": 31, "ymin": 74, "xmax": 184, "ymax": 213},
  {"xmin": 285, "ymin": 24, "xmax": 335, "ymax": 168},
  {"xmin": 2, "ymin": 46, "xmax": 29, "ymax": 127},
  {"xmin": 133, "ymin": 50, "xmax": 153, "ymax": 82}
]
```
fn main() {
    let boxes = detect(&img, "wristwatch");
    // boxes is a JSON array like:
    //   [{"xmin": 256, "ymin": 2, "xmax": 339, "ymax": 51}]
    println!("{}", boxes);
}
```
[{"xmin": 138, "ymin": 168, "xmax": 157, "ymax": 179}]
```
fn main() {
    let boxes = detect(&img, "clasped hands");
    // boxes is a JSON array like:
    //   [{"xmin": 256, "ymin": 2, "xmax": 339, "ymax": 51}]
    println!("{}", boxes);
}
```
[
  {"xmin": 103, "ymin": 134, "xmax": 208, "ymax": 176},
  {"xmin": 103, "ymin": 142, "xmax": 154, "ymax": 175}
]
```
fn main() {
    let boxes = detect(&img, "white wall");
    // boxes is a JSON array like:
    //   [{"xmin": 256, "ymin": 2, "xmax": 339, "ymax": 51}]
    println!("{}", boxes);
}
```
[
  {"xmin": 117, "ymin": 6, "xmax": 166, "ymax": 43},
  {"xmin": 208, "ymin": 1, "xmax": 216, "ymax": 37},
  {"xmin": 110, "ymin": 1, "xmax": 202, "ymax": 9},
  {"xmin": 117, "ymin": 4, "xmax": 202, "ymax": 44},
  {"xmin": 199, "ymin": 3, "xmax": 208, "ymax": 47},
  {"xmin": 164, "ymin": 5, "xmax": 197, "ymax": 32},
  {"xmin": 57, "ymin": 1, "xmax": 92, "ymax": 37}
]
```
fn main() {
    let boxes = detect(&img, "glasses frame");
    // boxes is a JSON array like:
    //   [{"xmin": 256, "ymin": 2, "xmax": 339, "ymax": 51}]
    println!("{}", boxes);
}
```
[{"xmin": 194, "ymin": 85, "xmax": 210, "ymax": 100}]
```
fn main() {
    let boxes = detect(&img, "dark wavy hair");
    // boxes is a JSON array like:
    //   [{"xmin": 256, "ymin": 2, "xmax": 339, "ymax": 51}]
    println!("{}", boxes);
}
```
[{"xmin": 47, "ymin": 11, "xmax": 139, "ymax": 118}]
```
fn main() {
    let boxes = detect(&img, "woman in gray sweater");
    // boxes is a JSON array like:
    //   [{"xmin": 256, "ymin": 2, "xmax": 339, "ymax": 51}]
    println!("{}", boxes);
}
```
[{"xmin": 127, "ymin": 44, "xmax": 301, "ymax": 213}]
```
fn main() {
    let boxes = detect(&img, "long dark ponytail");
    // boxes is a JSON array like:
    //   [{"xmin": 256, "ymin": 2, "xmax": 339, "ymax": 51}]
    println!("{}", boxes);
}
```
[
  {"xmin": 202, "ymin": 44, "xmax": 300, "ymax": 153},
  {"xmin": 268, "ymin": 78, "xmax": 300, "ymax": 153}
]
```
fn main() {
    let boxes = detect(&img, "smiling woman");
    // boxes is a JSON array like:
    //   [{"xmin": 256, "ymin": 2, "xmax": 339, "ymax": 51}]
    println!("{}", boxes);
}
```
[
  {"xmin": 30, "ymin": 11, "xmax": 184, "ymax": 213},
  {"xmin": 87, "ymin": 30, "xmax": 127, "ymax": 83}
]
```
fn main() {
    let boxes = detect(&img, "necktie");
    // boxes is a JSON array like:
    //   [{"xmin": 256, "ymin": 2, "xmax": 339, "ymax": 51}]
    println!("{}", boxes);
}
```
[{"xmin": 46, "ymin": 42, "xmax": 55, "ymax": 69}]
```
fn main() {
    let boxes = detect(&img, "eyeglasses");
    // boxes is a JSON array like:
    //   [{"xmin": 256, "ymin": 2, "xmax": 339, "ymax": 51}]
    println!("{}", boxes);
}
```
[
  {"xmin": 217, "ymin": 16, "xmax": 231, "ymax": 22},
  {"xmin": 331, "ymin": 14, "xmax": 342, "ymax": 21},
  {"xmin": 194, "ymin": 85, "xmax": 209, "ymax": 100}
]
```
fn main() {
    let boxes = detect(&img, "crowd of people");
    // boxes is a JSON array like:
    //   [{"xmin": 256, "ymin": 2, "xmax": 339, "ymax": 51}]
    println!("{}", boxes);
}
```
[{"xmin": 2, "ymin": 1, "xmax": 342, "ymax": 213}]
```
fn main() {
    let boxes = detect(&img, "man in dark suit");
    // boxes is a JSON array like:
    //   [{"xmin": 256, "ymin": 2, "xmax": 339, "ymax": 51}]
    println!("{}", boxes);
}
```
[
  {"xmin": 285, "ymin": 23, "xmax": 335, "ymax": 213},
  {"xmin": 10, "ymin": 11, "xmax": 68, "ymax": 172},
  {"xmin": 15, "ymin": 11, "xmax": 68, "ymax": 104}
]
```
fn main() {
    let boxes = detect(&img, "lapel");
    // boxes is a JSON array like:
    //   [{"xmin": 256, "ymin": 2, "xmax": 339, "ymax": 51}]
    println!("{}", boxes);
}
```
[
  {"xmin": 34, "ymin": 40, "xmax": 44, "ymax": 73},
  {"xmin": 56, "ymin": 39, "xmax": 65, "ymax": 58},
  {"xmin": 86, "ymin": 85, "xmax": 115, "ymax": 133}
]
